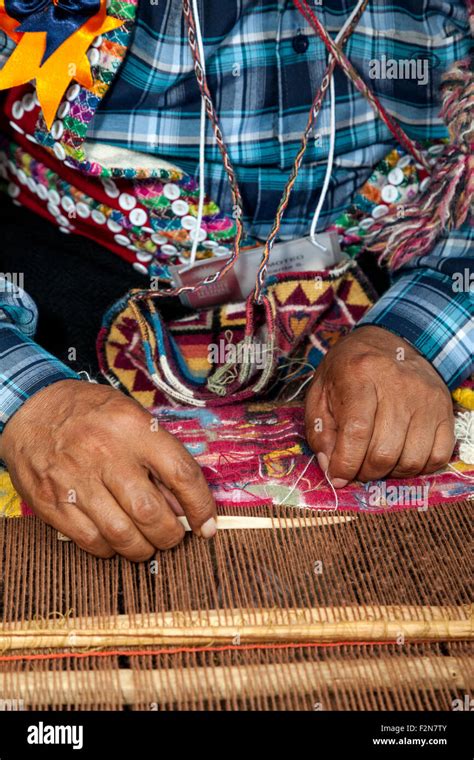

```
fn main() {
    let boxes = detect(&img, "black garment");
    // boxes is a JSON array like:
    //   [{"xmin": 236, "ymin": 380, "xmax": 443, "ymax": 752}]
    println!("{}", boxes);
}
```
[
  {"xmin": 0, "ymin": 198, "xmax": 389, "ymax": 378},
  {"xmin": 0, "ymin": 199, "xmax": 188, "ymax": 378}
]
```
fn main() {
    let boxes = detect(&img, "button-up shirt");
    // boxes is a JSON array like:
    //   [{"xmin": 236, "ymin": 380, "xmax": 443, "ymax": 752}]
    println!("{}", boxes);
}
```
[{"xmin": 0, "ymin": 0, "xmax": 472, "ymax": 431}]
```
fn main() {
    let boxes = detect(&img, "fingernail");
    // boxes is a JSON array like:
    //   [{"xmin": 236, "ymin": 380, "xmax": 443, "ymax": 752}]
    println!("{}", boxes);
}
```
[
  {"xmin": 200, "ymin": 517, "xmax": 217, "ymax": 539},
  {"xmin": 332, "ymin": 478, "xmax": 349, "ymax": 489},
  {"xmin": 317, "ymin": 452, "xmax": 329, "ymax": 472}
]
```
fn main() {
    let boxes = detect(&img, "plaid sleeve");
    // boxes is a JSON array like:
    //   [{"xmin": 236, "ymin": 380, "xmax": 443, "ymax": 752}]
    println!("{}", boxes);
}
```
[
  {"xmin": 0, "ymin": 279, "xmax": 78, "ymax": 434},
  {"xmin": 357, "ymin": 224, "xmax": 474, "ymax": 390}
]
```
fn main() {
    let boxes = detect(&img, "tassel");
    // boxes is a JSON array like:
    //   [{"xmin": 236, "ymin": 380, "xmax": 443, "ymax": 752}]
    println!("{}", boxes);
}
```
[
  {"xmin": 455, "ymin": 411, "xmax": 474, "ymax": 465},
  {"xmin": 365, "ymin": 56, "xmax": 474, "ymax": 270}
]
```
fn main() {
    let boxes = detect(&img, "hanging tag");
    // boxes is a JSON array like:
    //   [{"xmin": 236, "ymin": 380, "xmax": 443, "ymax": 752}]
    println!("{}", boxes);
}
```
[{"xmin": 169, "ymin": 232, "xmax": 342, "ymax": 309}]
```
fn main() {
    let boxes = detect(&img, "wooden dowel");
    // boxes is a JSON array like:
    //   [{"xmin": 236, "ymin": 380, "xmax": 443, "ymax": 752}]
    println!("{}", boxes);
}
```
[
  {"xmin": 0, "ymin": 606, "xmax": 471, "ymax": 651},
  {"xmin": 56, "ymin": 513, "xmax": 356, "ymax": 542},
  {"xmin": 178, "ymin": 514, "xmax": 356, "ymax": 530},
  {"xmin": 1, "ymin": 656, "xmax": 471, "ymax": 706}
]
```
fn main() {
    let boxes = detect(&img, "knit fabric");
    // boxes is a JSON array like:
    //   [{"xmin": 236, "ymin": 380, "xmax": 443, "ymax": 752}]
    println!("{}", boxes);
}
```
[{"xmin": 97, "ymin": 261, "xmax": 376, "ymax": 408}]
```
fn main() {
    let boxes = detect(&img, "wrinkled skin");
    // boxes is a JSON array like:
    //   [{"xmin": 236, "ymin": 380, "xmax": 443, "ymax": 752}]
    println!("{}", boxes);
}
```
[
  {"xmin": 304, "ymin": 325, "xmax": 455, "ymax": 486},
  {"xmin": 0, "ymin": 379, "xmax": 217, "ymax": 560},
  {"xmin": 0, "ymin": 325, "xmax": 455, "ymax": 558}
]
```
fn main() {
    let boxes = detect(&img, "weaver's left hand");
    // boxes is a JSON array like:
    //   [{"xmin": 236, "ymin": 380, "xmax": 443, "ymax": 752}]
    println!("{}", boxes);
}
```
[{"xmin": 304, "ymin": 325, "xmax": 455, "ymax": 487}]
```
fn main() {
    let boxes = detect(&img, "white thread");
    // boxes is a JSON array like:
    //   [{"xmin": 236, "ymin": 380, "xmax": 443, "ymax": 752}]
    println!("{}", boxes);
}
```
[
  {"xmin": 323, "ymin": 468, "xmax": 339, "ymax": 510},
  {"xmin": 277, "ymin": 454, "xmax": 339, "ymax": 510},
  {"xmin": 184, "ymin": 0, "xmax": 207, "ymax": 271},
  {"xmin": 189, "ymin": 1, "xmax": 366, "ymax": 263},
  {"xmin": 446, "ymin": 462, "xmax": 474, "ymax": 482},
  {"xmin": 309, "ymin": 0, "xmax": 366, "ymax": 246},
  {"xmin": 77, "ymin": 370, "xmax": 98, "ymax": 384},
  {"xmin": 281, "ymin": 373, "xmax": 313, "ymax": 402},
  {"xmin": 277, "ymin": 454, "xmax": 315, "ymax": 506}
]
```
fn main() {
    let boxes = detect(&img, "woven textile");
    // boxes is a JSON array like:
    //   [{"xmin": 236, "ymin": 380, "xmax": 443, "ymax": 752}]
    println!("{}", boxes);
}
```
[{"xmin": 1, "ymin": 400, "xmax": 472, "ymax": 518}]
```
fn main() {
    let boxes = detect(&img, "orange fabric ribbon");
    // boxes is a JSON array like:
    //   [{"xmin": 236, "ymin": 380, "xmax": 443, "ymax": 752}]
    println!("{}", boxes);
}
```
[{"xmin": 0, "ymin": 0, "xmax": 123, "ymax": 130}]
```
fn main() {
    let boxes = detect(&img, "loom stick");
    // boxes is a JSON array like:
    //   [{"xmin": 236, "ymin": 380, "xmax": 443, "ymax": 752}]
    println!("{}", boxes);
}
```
[
  {"xmin": 178, "ymin": 514, "xmax": 356, "ymax": 530},
  {"xmin": 56, "ymin": 514, "xmax": 356, "ymax": 542},
  {"xmin": 1, "ymin": 606, "xmax": 471, "ymax": 651},
  {"xmin": 1, "ymin": 656, "xmax": 471, "ymax": 706}
]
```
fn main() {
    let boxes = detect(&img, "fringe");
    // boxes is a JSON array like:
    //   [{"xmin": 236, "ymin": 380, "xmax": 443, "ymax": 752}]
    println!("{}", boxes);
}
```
[{"xmin": 365, "ymin": 55, "xmax": 474, "ymax": 270}]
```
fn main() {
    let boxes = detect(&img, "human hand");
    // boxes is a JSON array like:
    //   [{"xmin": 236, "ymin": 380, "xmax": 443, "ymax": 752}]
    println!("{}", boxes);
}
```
[
  {"xmin": 305, "ymin": 326, "xmax": 455, "ymax": 486},
  {"xmin": 0, "ymin": 379, "xmax": 217, "ymax": 559}
]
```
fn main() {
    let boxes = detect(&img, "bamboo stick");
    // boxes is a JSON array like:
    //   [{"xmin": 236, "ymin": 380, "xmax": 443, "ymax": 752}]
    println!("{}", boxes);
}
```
[
  {"xmin": 177, "ymin": 514, "xmax": 356, "ymax": 530},
  {"xmin": 1, "ymin": 656, "xmax": 471, "ymax": 706},
  {"xmin": 0, "ymin": 606, "xmax": 471, "ymax": 651},
  {"xmin": 56, "ymin": 514, "xmax": 356, "ymax": 542}
]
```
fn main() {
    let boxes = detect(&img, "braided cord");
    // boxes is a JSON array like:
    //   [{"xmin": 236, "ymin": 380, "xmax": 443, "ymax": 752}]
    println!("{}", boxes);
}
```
[
  {"xmin": 293, "ymin": 0, "xmax": 430, "ymax": 170},
  {"xmin": 135, "ymin": 0, "xmax": 429, "ymax": 307},
  {"xmin": 183, "ymin": 0, "xmax": 368, "ymax": 302}
]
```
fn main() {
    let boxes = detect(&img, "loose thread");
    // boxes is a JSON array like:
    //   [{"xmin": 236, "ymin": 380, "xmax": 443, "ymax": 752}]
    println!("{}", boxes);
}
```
[
  {"xmin": 277, "ymin": 454, "xmax": 315, "ymax": 506},
  {"xmin": 324, "ymin": 468, "xmax": 339, "ymax": 510},
  {"xmin": 446, "ymin": 462, "xmax": 474, "ymax": 482},
  {"xmin": 276, "ymin": 454, "xmax": 341, "ymax": 509}
]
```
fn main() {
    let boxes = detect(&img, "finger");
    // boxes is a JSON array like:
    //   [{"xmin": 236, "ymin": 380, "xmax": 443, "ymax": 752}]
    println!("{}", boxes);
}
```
[
  {"xmin": 356, "ymin": 401, "xmax": 410, "ymax": 482},
  {"xmin": 305, "ymin": 387, "xmax": 337, "ymax": 472},
  {"xmin": 107, "ymin": 468, "xmax": 185, "ymax": 550},
  {"xmin": 78, "ymin": 485, "xmax": 156, "ymax": 561},
  {"xmin": 152, "ymin": 478, "xmax": 185, "ymax": 516},
  {"xmin": 389, "ymin": 412, "xmax": 436, "ymax": 479},
  {"xmin": 140, "ymin": 427, "xmax": 217, "ymax": 538},
  {"xmin": 328, "ymin": 385, "xmax": 377, "ymax": 486},
  {"xmin": 421, "ymin": 419, "xmax": 455, "ymax": 475},
  {"xmin": 41, "ymin": 502, "xmax": 115, "ymax": 559}
]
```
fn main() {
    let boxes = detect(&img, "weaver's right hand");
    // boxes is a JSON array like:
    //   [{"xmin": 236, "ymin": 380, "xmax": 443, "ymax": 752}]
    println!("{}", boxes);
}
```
[{"xmin": 0, "ymin": 379, "xmax": 217, "ymax": 560}]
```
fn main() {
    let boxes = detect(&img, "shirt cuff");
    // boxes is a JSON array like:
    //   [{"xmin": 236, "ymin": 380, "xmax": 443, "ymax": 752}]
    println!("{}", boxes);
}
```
[
  {"xmin": 356, "ymin": 268, "xmax": 474, "ymax": 390},
  {"xmin": 0, "ymin": 325, "xmax": 79, "ymax": 433}
]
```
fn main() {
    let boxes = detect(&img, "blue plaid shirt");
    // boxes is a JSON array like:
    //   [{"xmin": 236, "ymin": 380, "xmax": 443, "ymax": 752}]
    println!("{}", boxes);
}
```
[{"xmin": 0, "ymin": 0, "xmax": 473, "ymax": 431}]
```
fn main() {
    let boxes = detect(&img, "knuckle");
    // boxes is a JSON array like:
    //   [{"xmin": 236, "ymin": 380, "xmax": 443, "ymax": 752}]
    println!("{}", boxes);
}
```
[
  {"xmin": 191, "ymin": 491, "xmax": 215, "ymax": 523},
  {"xmin": 156, "ymin": 526, "xmax": 185, "ymax": 551},
  {"xmin": 329, "ymin": 461, "xmax": 351, "ymax": 480},
  {"xmin": 342, "ymin": 418, "xmax": 371, "ymax": 440},
  {"xmin": 433, "ymin": 387, "xmax": 450, "ymax": 407},
  {"xmin": 105, "ymin": 518, "xmax": 134, "ymax": 547},
  {"xmin": 352, "ymin": 352, "xmax": 378, "ymax": 375},
  {"xmin": 88, "ymin": 542, "xmax": 115, "ymax": 559},
  {"xmin": 395, "ymin": 460, "xmax": 424, "ymax": 477},
  {"xmin": 425, "ymin": 453, "xmax": 450, "ymax": 472},
  {"xmin": 172, "ymin": 456, "xmax": 202, "ymax": 486},
  {"xmin": 82, "ymin": 431, "xmax": 111, "ymax": 459},
  {"xmin": 366, "ymin": 450, "xmax": 395, "ymax": 471},
  {"xmin": 130, "ymin": 494, "xmax": 160, "ymax": 524},
  {"xmin": 124, "ymin": 545, "xmax": 156, "ymax": 563},
  {"xmin": 76, "ymin": 529, "xmax": 114, "ymax": 559}
]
